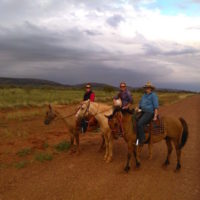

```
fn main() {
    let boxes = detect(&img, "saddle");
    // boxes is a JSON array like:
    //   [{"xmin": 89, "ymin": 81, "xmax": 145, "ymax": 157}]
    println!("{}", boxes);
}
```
[
  {"xmin": 135, "ymin": 112, "xmax": 165, "ymax": 135},
  {"xmin": 144, "ymin": 117, "xmax": 165, "ymax": 135}
]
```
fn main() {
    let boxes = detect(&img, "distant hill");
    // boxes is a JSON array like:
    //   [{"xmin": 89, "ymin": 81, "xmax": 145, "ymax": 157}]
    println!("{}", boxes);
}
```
[
  {"xmin": 0, "ymin": 77, "xmax": 64, "ymax": 87},
  {"xmin": 73, "ymin": 82, "xmax": 118, "ymax": 90},
  {"xmin": 0, "ymin": 77, "xmax": 195, "ymax": 93},
  {"xmin": 0, "ymin": 78, "xmax": 117, "ymax": 90}
]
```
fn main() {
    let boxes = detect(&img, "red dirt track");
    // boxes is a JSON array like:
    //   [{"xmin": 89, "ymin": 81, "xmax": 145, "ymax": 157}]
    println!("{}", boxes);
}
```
[{"xmin": 0, "ymin": 95, "xmax": 200, "ymax": 200}]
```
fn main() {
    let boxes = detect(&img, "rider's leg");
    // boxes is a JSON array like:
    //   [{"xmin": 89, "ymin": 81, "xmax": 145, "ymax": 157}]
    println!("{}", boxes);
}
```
[{"xmin": 137, "ymin": 112, "xmax": 154, "ymax": 144}]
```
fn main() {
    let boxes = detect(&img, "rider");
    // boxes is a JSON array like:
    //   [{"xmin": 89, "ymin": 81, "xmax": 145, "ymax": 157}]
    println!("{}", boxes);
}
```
[
  {"xmin": 83, "ymin": 83, "xmax": 95, "ymax": 102},
  {"xmin": 113, "ymin": 82, "xmax": 133, "ymax": 110},
  {"xmin": 81, "ymin": 83, "xmax": 97, "ymax": 132},
  {"xmin": 136, "ymin": 81, "xmax": 159, "ymax": 145},
  {"xmin": 112, "ymin": 82, "xmax": 133, "ymax": 138}
]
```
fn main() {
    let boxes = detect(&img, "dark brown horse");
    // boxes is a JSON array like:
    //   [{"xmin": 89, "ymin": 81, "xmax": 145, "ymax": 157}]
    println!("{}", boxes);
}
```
[{"xmin": 106, "ymin": 109, "xmax": 188, "ymax": 172}]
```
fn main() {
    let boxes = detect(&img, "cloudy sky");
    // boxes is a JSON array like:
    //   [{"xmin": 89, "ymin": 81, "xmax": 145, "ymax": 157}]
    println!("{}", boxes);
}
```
[{"xmin": 0, "ymin": 0, "xmax": 200, "ymax": 91}]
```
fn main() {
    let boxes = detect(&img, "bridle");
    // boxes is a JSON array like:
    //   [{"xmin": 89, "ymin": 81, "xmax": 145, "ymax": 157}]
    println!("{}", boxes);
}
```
[{"xmin": 109, "ymin": 111, "xmax": 125, "ymax": 137}]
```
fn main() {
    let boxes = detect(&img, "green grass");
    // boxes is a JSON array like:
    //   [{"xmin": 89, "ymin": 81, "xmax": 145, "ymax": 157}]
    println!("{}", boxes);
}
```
[
  {"xmin": 14, "ymin": 161, "xmax": 28, "ymax": 169},
  {"xmin": 54, "ymin": 140, "xmax": 71, "ymax": 152},
  {"xmin": 0, "ymin": 88, "xmax": 116, "ymax": 108},
  {"xmin": 35, "ymin": 153, "xmax": 53, "ymax": 162},
  {"xmin": 17, "ymin": 148, "xmax": 32, "ymax": 157},
  {"xmin": 0, "ymin": 87, "xmax": 195, "ymax": 108}
]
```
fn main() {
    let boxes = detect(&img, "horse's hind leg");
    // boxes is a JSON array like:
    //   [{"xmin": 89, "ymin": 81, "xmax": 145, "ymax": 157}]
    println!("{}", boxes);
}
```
[
  {"xmin": 148, "ymin": 143, "xmax": 153, "ymax": 160},
  {"xmin": 173, "ymin": 140, "xmax": 181, "ymax": 172},
  {"xmin": 163, "ymin": 137, "xmax": 173, "ymax": 167}
]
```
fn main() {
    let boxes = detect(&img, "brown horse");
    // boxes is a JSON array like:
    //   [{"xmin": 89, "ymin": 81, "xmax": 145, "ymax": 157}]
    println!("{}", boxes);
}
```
[
  {"xmin": 106, "ymin": 109, "xmax": 188, "ymax": 172},
  {"xmin": 44, "ymin": 104, "xmax": 105, "ymax": 154}
]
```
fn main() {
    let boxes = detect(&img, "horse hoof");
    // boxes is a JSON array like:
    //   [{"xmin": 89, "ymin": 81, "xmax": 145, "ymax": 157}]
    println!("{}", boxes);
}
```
[
  {"xmin": 106, "ymin": 157, "xmax": 112, "ymax": 163},
  {"xmin": 148, "ymin": 155, "xmax": 152, "ymax": 160},
  {"xmin": 124, "ymin": 166, "xmax": 130, "ymax": 173},
  {"xmin": 136, "ymin": 162, "xmax": 141, "ymax": 169},
  {"xmin": 174, "ymin": 164, "xmax": 181, "ymax": 172},
  {"xmin": 163, "ymin": 159, "xmax": 170, "ymax": 167}
]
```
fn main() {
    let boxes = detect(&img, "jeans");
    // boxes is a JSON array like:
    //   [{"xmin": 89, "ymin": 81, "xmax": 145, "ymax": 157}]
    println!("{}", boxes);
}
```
[{"xmin": 137, "ymin": 112, "xmax": 154, "ymax": 143}]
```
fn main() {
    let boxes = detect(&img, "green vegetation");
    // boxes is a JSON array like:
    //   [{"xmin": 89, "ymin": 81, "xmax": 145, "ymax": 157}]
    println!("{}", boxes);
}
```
[
  {"xmin": 35, "ymin": 153, "xmax": 53, "ymax": 162},
  {"xmin": 14, "ymin": 161, "xmax": 29, "ymax": 169},
  {"xmin": 0, "ymin": 86, "xmax": 195, "ymax": 108},
  {"xmin": 54, "ymin": 140, "xmax": 71, "ymax": 152},
  {"xmin": 17, "ymin": 148, "xmax": 32, "ymax": 157}
]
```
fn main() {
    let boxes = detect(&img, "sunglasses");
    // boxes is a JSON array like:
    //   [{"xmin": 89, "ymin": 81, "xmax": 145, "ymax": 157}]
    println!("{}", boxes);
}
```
[{"xmin": 120, "ymin": 85, "xmax": 126, "ymax": 88}]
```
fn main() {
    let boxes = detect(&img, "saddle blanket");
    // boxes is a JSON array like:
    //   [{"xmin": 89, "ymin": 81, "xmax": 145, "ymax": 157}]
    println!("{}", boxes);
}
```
[{"xmin": 144, "ymin": 117, "xmax": 165, "ymax": 135}]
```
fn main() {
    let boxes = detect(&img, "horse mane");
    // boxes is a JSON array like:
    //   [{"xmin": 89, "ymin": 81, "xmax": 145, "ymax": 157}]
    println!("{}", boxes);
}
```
[{"xmin": 108, "ymin": 107, "xmax": 135, "ymax": 119}]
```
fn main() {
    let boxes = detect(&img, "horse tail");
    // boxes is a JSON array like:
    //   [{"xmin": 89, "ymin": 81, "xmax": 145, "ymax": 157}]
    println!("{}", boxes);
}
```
[{"xmin": 179, "ymin": 117, "xmax": 189, "ymax": 149}]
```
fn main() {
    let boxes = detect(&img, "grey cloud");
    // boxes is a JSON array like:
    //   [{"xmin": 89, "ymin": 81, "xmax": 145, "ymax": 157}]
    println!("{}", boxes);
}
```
[
  {"xmin": 143, "ymin": 43, "xmax": 199, "ymax": 56},
  {"xmin": 106, "ymin": 14, "xmax": 125, "ymax": 28}
]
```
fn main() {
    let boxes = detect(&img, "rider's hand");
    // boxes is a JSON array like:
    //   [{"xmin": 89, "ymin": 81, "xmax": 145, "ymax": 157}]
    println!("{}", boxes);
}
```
[
  {"xmin": 122, "ymin": 105, "xmax": 127, "ymax": 110},
  {"xmin": 153, "ymin": 116, "xmax": 157, "ymax": 121}
]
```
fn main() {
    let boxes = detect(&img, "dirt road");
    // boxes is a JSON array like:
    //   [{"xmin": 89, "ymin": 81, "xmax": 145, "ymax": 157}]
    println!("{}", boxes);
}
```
[{"xmin": 0, "ymin": 95, "xmax": 200, "ymax": 200}]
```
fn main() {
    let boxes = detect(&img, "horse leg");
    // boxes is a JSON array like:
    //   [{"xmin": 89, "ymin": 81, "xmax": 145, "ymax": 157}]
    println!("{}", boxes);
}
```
[
  {"xmin": 163, "ymin": 137, "xmax": 173, "ymax": 167},
  {"xmin": 98, "ymin": 134, "xmax": 105, "ymax": 152},
  {"xmin": 173, "ymin": 140, "xmax": 181, "ymax": 172},
  {"xmin": 104, "ymin": 134, "xmax": 109, "ymax": 161},
  {"xmin": 135, "ymin": 145, "xmax": 142, "ymax": 168},
  {"xmin": 124, "ymin": 142, "xmax": 133, "ymax": 172},
  {"xmin": 148, "ymin": 143, "xmax": 153, "ymax": 160},
  {"xmin": 75, "ymin": 133, "xmax": 80, "ymax": 155},
  {"xmin": 70, "ymin": 134, "xmax": 74, "ymax": 145},
  {"xmin": 133, "ymin": 145, "xmax": 140, "ymax": 168},
  {"xmin": 106, "ymin": 133, "xmax": 113, "ymax": 163}
]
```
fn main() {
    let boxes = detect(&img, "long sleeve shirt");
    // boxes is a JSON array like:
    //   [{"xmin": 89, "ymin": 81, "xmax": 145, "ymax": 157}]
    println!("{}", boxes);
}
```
[
  {"xmin": 139, "ymin": 92, "xmax": 159, "ymax": 113},
  {"xmin": 114, "ymin": 89, "xmax": 133, "ymax": 107}
]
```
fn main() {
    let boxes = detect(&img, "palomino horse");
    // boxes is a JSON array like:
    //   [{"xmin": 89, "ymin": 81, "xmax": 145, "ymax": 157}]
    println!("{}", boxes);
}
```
[
  {"xmin": 106, "ymin": 109, "xmax": 188, "ymax": 172},
  {"xmin": 76, "ymin": 100, "xmax": 115, "ymax": 163},
  {"xmin": 44, "ymin": 104, "xmax": 105, "ymax": 154}
]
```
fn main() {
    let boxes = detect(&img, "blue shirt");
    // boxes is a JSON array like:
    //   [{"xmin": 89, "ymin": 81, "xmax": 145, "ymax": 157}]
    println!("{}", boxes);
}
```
[
  {"xmin": 114, "ymin": 89, "xmax": 133, "ymax": 107},
  {"xmin": 139, "ymin": 92, "xmax": 159, "ymax": 113}
]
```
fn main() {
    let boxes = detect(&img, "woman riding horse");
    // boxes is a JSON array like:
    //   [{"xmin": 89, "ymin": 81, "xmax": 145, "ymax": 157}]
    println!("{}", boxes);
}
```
[{"xmin": 137, "ymin": 81, "xmax": 159, "ymax": 145}]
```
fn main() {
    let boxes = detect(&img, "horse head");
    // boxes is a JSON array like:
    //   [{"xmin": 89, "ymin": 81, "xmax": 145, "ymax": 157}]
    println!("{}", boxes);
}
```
[
  {"xmin": 44, "ymin": 104, "xmax": 58, "ymax": 125},
  {"xmin": 105, "ymin": 109, "xmax": 123, "ymax": 134},
  {"xmin": 75, "ymin": 100, "xmax": 90, "ymax": 120}
]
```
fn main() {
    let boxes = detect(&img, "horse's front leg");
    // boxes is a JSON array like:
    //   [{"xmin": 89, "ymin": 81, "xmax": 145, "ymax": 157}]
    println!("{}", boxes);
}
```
[
  {"xmin": 124, "ymin": 142, "xmax": 133, "ymax": 172},
  {"xmin": 106, "ymin": 132, "xmax": 113, "ymax": 163},
  {"xmin": 104, "ymin": 134, "xmax": 109, "ymax": 161},
  {"xmin": 135, "ymin": 145, "xmax": 143, "ymax": 168},
  {"xmin": 98, "ymin": 134, "xmax": 105, "ymax": 152},
  {"xmin": 74, "ymin": 133, "xmax": 80, "ymax": 155}
]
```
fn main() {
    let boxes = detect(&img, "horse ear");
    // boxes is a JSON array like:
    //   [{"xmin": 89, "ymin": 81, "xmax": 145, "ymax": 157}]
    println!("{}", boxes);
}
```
[
  {"xmin": 49, "ymin": 104, "xmax": 52, "ymax": 110},
  {"xmin": 104, "ymin": 115, "xmax": 109, "ymax": 119},
  {"xmin": 104, "ymin": 114, "xmax": 113, "ymax": 120}
]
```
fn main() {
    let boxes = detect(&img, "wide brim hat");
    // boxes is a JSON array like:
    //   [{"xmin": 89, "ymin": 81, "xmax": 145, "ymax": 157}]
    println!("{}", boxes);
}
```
[{"xmin": 143, "ymin": 81, "xmax": 155, "ymax": 89}]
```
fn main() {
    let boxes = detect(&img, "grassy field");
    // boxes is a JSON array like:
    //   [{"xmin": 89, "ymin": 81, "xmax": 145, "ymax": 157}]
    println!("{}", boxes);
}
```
[{"xmin": 0, "ymin": 87, "xmax": 195, "ymax": 108}]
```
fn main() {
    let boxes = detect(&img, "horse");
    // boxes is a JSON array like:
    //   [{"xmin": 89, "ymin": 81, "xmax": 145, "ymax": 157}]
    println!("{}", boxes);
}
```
[
  {"xmin": 106, "ymin": 109, "xmax": 189, "ymax": 172},
  {"xmin": 44, "ymin": 104, "xmax": 105, "ymax": 154},
  {"xmin": 75, "ymin": 100, "xmax": 116, "ymax": 163}
]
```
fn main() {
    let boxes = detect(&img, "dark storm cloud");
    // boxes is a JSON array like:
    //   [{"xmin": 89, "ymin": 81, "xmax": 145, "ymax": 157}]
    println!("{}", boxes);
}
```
[
  {"xmin": 0, "ymin": 22, "xmax": 106, "ymax": 63},
  {"xmin": 106, "ymin": 14, "xmax": 125, "ymax": 28},
  {"xmin": 0, "ymin": 0, "xmax": 199, "ymax": 91}
]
